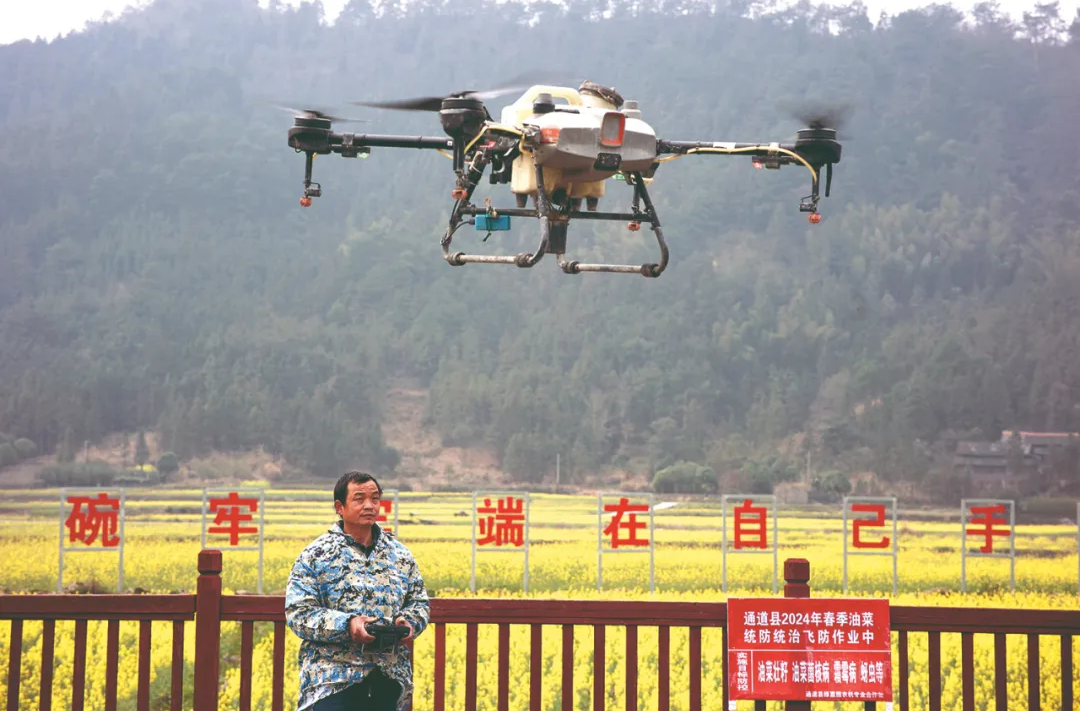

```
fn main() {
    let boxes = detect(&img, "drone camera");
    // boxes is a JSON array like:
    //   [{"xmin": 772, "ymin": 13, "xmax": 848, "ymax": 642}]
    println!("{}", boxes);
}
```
[{"xmin": 594, "ymin": 153, "xmax": 621, "ymax": 171}]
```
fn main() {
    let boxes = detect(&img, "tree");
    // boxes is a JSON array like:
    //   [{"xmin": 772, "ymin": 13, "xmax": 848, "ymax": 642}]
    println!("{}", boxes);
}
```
[
  {"xmin": 810, "ymin": 470, "xmax": 852, "ymax": 503},
  {"xmin": 652, "ymin": 461, "xmax": 717, "ymax": 494},
  {"xmin": 56, "ymin": 427, "xmax": 77, "ymax": 464},
  {"xmin": 742, "ymin": 455, "xmax": 799, "ymax": 494},
  {"xmin": 0, "ymin": 443, "xmax": 17, "ymax": 468},
  {"xmin": 120, "ymin": 432, "xmax": 131, "ymax": 467},
  {"xmin": 1021, "ymin": 2, "xmax": 1066, "ymax": 45},
  {"xmin": 1005, "ymin": 431, "xmax": 1025, "ymax": 477},
  {"xmin": 134, "ymin": 431, "xmax": 150, "ymax": 467},
  {"xmin": 1, "ymin": 0, "xmax": 1080, "ymax": 498},
  {"xmin": 157, "ymin": 451, "xmax": 181, "ymax": 479},
  {"xmin": 501, "ymin": 433, "xmax": 552, "ymax": 483},
  {"xmin": 12, "ymin": 438, "xmax": 37, "ymax": 460}
]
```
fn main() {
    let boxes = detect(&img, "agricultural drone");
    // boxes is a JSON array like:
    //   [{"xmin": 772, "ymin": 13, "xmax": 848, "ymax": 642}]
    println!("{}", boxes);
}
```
[{"xmin": 285, "ymin": 79, "xmax": 844, "ymax": 278}]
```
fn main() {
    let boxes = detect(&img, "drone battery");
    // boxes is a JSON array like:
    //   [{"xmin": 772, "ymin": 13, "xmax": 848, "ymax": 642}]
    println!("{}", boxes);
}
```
[{"xmin": 475, "ymin": 214, "xmax": 511, "ymax": 232}]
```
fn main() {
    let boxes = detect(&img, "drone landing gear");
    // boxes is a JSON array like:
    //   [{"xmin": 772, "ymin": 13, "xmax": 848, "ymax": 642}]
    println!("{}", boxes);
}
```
[
  {"xmin": 799, "ymin": 161, "xmax": 832, "ymax": 223},
  {"xmin": 554, "ymin": 171, "xmax": 668, "ymax": 278},
  {"xmin": 299, "ymin": 151, "xmax": 321, "ymax": 207},
  {"xmin": 442, "ymin": 163, "xmax": 669, "ymax": 278}
]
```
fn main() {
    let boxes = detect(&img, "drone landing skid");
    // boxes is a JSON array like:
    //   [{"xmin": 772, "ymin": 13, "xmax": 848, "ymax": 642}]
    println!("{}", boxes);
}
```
[{"xmin": 443, "ymin": 165, "xmax": 669, "ymax": 278}]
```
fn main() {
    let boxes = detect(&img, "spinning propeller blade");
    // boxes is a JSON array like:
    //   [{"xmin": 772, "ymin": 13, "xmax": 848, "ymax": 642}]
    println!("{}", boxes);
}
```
[
  {"xmin": 274, "ymin": 103, "xmax": 368, "ymax": 124},
  {"xmin": 351, "ymin": 71, "xmax": 584, "ymax": 112},
  {"xmin": 784, "ymin": 100, "xmax": 855, "ymax": 137},
  {"xmin": 351, "ymin": 95, "xmax": 453, "ymax": 112}
]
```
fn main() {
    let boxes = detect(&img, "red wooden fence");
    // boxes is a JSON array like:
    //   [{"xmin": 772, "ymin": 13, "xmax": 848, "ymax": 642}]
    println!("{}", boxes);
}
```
[{"xmin": 3, "ymin": 551, "xmax": 1078, "ymax": 710}]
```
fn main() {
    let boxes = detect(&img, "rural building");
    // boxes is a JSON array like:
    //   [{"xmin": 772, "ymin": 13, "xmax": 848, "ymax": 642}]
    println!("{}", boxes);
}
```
[{"xmin": 953, "ymin": 430, "xmax": 1079, "ymax": 491}]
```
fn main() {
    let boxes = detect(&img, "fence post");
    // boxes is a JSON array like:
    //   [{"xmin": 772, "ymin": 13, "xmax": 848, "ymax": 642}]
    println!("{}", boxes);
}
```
[
  {"xmin": 194, "ymin": 549, "xmax": 223, "ymax": 711},
  {"xmin": 784, "ymin": 558, "xmax": 811, "ymax": 711}
]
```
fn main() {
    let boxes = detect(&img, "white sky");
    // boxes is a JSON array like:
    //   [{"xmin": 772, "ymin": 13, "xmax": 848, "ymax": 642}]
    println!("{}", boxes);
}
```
[{"xmin": 1, "ymin": 0, "xmax": 1076, "ymax": 46}]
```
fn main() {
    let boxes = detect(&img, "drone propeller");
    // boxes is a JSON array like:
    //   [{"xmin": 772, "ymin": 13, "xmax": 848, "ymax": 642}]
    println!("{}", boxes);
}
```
[
  {"xmin": 274, "ymin": 103, "xmax": 368, "ymax": 124},
  {"xmin": 784, "ymin": 100, "xmax": 855, "ymax": 138},
  {"xmin": 352, "ymin": 85, "xmax": 532, "ymax": 112},
  {"xmin": 351, "ymin": 71, "xmax": 584, "ymax": 112}
]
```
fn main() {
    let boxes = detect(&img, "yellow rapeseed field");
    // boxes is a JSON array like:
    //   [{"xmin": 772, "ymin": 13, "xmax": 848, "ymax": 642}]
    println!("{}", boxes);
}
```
[{"xmin": 1, "ymin": 489, "xmax": 1078, "ymax": 709}]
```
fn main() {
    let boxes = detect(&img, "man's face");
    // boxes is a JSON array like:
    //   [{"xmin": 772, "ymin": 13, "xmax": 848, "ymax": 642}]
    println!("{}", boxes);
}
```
[{"xmin": 335, "ymin": 480, "xmax": 381, "ymax": 526}]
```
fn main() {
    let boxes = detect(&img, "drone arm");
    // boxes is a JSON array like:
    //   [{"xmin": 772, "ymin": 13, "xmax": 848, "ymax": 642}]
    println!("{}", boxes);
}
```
[
  {"xmin": 288, "ymin": 127, "xmax": 457, "ymax": 205},
  {"xmin": 655, "ymin": 140, "xmax": 815, "ymax": 175},
  {"xmin": 656, "ymin": 138, "xmax": 844, "ymax": 217},
  {"xmin": 327, "ymin": 132, "xmax": 454, "ymax": 153},
  {"xmin": 657, "ymin": 140, "xmax": 797, "ymax": 155},
  {"xmin": 289, "ymin": 123, "xmax": 454, "ymax": 155}
]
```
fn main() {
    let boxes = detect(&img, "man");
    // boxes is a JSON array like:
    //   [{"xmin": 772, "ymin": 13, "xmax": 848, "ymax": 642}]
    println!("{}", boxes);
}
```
[{"xmin": 286, "ymin": 471, "xmax": 429, "ymax": 711}]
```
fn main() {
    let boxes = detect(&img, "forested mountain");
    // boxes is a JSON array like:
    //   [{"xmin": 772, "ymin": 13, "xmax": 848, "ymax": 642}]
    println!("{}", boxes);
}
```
[{"xmin": 2, "ymin": 0, "xmax": 1080, "ymax": 496}]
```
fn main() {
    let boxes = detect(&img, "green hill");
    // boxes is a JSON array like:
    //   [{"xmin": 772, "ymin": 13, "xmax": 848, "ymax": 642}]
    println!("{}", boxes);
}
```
[{"xmin": 2, "ymin": 0, "xmax": 1079, "ymax": 498}]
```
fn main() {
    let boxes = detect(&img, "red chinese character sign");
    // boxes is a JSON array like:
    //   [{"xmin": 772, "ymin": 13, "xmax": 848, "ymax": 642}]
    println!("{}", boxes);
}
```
[
  {"xmin": 597, "ymin": 493, "xmax": 654, "ymax": 592},
  {"xmin": 843, "ymin": 497, "xmax": 898, "ymax": 595},
  {"xmin": 471, "ymin": 492, "xmax": 530, "ymax": 593},
  {"xmin": 727, "ymin": 597, "xmax": 892, "ymax": 703},
  {"xmin": 961, "ymin": 498, "xmax": 1015, "ymax": 592},
  {"xmin": 66, "ymin": 492, "xmax": 122, "ymax": 547},
  {"xmin": 376, "ymin": 489, "xmax": 398, "ymax": 535},
  {"xmin": 202, "ymin": 488, "xmax": 265, "ymax": 593},
  {"xmin": 722, "ymin": 495, "xmax": 778, "ymax": 593},
  {"xmin": 58, "ymin": 488, "xmax": 126, "ymax": 592}
]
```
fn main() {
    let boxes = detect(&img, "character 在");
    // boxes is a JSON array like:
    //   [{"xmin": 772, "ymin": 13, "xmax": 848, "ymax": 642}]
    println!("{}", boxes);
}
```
[
  {"xmin": 286, "ymin": 472, "xmax": 429, "ymax": 711},
  {"xmin": 603, "ymin": 496, "xmax": 650, "ymax": 549}
]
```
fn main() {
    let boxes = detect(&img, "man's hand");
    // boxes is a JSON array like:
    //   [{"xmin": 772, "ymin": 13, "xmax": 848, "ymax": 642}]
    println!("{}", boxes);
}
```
[
  {"xmin": 349, "ymin": 615, "xmax": 377, "ymax": 644},
  {"xmin": 394, "ymin": 616, "xmax": 414, "ymax": 641}
]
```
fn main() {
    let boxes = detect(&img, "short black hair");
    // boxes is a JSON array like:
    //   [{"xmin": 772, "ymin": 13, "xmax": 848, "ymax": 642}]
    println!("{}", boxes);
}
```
[{"xmin": 334, "ymin": 471, "xmax": 382, "ymax": 508}]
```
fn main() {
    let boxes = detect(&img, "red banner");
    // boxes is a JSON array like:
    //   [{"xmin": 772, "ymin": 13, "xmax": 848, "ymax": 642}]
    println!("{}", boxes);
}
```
[{"xmin": 727, "ymin": 597, "xmax": 892, "ymax": 702}]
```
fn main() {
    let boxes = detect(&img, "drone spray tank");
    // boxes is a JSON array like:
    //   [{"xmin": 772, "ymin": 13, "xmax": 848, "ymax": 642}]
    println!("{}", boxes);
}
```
[
  {"xmin": 503, "ymin": 85, "xmax": 585, "ymax": 207},
  {"xmin": 504, "ymin": 82, "xmax": 655, "ymax": 212}
]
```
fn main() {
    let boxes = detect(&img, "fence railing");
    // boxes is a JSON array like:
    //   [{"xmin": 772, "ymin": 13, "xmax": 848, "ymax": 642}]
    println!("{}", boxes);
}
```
[{"xmin": 3, "ymin": 551, "xmax": 1078, "ymax": 710}]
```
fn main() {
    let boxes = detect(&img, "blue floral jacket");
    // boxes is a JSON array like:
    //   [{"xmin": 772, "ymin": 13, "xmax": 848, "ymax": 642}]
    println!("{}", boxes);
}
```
[{"xmin": 285, "ymin": 521, "xmax": 430, "ymax": 710}]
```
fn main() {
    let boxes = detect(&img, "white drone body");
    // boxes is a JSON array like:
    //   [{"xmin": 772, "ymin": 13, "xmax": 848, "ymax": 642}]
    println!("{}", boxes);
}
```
[{"xmin": 500, "ymin": 84, "xmax": 657, "ymax": 204}]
